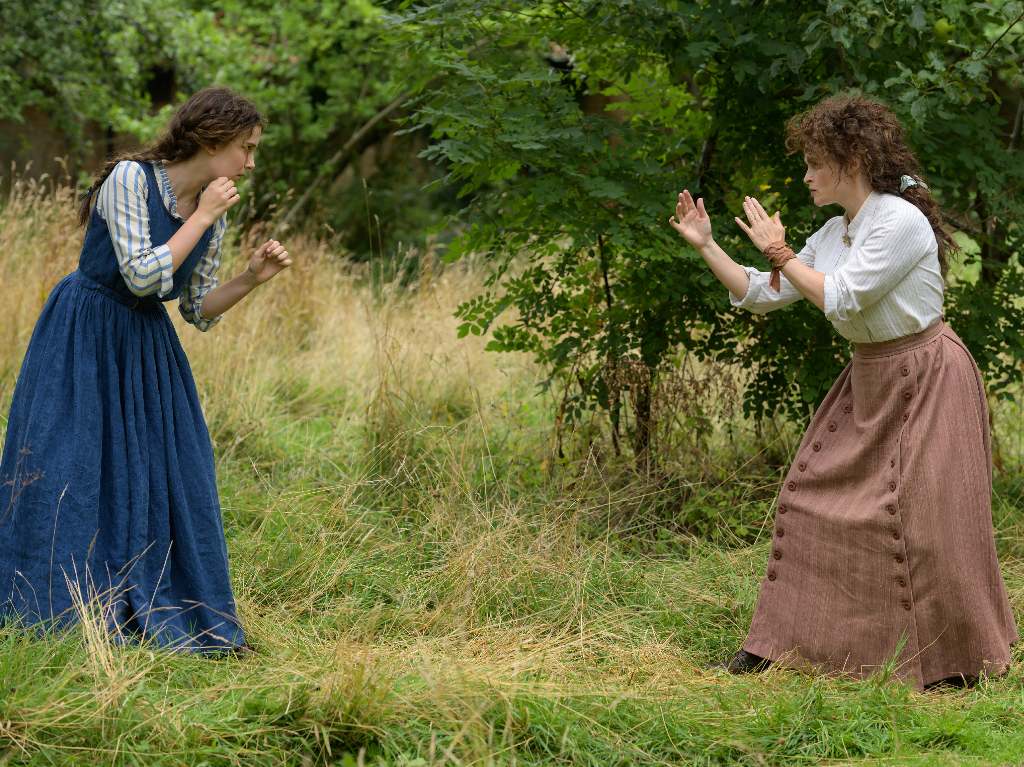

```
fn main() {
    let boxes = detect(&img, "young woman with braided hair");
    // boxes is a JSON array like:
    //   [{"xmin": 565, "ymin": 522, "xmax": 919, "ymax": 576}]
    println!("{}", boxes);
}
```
[
  {"xmin": 669, "ymin": 94, "xmax": 1016, "ymax": 690},
  {"xmin": 0, "ymin": 87, "xmax": 291, "ymax": 653}
]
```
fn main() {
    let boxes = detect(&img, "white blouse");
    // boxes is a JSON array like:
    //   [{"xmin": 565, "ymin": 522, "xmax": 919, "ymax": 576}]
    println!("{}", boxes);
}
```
[
  {"xmin": 95, "ymin": 161, "xmax": 227, "ymax": 332},
  {"xmin": 730, "ymin": 191, "xmax": 944, "ymax": 343}
]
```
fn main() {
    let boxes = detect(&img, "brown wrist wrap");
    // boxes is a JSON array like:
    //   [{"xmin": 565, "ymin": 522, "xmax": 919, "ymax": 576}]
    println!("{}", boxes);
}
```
[{"xmin": 763, "ymin": 240, "xmax": 796, "ymax": 293}]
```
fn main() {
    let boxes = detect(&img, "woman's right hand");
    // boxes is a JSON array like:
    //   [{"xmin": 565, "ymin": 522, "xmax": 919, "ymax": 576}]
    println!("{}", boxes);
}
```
[
  {"xmin": 668, "ymin": 189, "xmax": 713, "ymax": 249},
  {"xmin": 196, "ymin": 177, "xmax": 240, "ymax": 225}
]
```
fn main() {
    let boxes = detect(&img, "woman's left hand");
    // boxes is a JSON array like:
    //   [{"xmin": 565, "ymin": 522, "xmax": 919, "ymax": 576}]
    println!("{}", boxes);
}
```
[
  {"xmin": 246, "ymin": 239, "xmax": 293, "ymax": 285},
  {"xmin": 735, "ymin": 196, "xmax": 785, "ymax": 251}
]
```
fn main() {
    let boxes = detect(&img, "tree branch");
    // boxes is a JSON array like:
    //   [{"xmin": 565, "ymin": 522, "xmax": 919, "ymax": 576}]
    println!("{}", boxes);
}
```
[
  {"xmin": 278, "ymin": 38, "xmax": 493, "ymax": 229},
  {"xmin": 279, "ymin": 88, "xmax": 419, "ymax": 229},
  {"xmin": 981, "ymin": 8, "xmax": 1024, "ymax": 58}
]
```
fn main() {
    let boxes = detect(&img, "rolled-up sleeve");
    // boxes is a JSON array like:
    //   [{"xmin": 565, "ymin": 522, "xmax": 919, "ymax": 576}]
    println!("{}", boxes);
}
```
[
  {"xmin": 96, "ymin": 161, "xmax": 174, "ymax": 298},
  {"xmin": 730, "ymin": 227, "xmax": 825, "ymax": 315},
  {"xmin": 178, "ymin": 215, "xmax": 226, "ymax": 332},
  {"xmin": 823, "ymin": 208, "xmax": 934, "ymax": 323}
]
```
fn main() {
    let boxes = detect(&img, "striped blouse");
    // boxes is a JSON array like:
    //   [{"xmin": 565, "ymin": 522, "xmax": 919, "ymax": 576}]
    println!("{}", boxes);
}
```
[
  {"xmin": 95, "ymin": 160, "xmax": 226, "ymax": 332},
  {"xmin": 730, "ymin": 191, "xmax": 944, "ymax": 343}
]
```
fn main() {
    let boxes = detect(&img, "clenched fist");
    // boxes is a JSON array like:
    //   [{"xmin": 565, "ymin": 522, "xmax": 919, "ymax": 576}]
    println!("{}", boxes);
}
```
[
  {"xmin": 245, "ymin": 239, "xmax": 292, "ymax": 285},
  {"xmin": 196, "ymin": 177, "xmax": 241, "ymax": 226}
]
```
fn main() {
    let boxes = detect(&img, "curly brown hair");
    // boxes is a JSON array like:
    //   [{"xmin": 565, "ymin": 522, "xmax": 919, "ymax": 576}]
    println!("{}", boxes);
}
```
[
  {"xmin": 78, "ymin": 87, "xmax": 264, "ymax": 225},
  {"xmin": 785, "ymin": 94, "xmax": 957, "ymax": 277}
]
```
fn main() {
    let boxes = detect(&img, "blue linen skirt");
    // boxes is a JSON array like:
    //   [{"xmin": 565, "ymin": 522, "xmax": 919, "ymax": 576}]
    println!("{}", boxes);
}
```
[{"xmin": 0, "ymin": 270, "xmax": 245, "ymax": 651}]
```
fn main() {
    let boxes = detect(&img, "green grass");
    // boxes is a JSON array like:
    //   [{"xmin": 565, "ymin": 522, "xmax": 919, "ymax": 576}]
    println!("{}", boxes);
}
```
[{"xmin": 3, "ymin": 375, "xmax": 1022, "ymax": 767}]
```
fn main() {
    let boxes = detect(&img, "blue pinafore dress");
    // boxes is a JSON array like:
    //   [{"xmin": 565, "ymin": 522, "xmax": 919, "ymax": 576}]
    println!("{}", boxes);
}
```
[{"xmin": 0, "ymin": 162, "xmax": 245, "ymax": 652}]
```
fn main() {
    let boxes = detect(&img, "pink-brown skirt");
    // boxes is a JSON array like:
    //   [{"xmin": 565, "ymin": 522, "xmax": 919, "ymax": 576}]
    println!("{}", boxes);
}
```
[{"xmin": 743, "ymin": 320, "xmax": 1018, "ymax": 689}]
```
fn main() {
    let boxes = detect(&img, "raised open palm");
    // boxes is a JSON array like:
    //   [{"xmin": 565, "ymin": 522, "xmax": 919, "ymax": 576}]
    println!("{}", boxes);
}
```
[
  {"xmin": 668, "ymin": 189, "xmax": 713, "ymax": 248},
  {"xmin": 735, "ymin": 195, "xmax": 785, "ymax": 250}
]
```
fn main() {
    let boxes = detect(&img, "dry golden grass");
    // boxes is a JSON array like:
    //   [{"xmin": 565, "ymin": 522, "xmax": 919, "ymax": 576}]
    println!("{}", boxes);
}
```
[{"xmin": 0, "ymin": 171, "xmax": 537, "ymax": 439}]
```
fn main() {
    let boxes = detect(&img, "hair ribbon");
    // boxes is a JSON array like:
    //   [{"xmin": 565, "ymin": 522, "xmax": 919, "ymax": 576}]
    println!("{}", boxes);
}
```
[{"xmin": 899, "ymin": 174, "xmax": 928, "ymax": 193}]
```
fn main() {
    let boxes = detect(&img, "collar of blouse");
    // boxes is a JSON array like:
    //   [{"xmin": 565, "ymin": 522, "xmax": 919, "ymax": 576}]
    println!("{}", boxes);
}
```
[{"xmin": 841, "ymin": 190, "xmax": 881, "ymax": 246}]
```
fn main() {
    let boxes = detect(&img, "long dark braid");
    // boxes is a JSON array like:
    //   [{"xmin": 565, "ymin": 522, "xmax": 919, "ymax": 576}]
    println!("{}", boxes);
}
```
[
  {"xmin": 78, "ymin": 87, "xmax": 264, "ymax": 225},
  {"xmin": 785, "ymin": 94, "xmax": 959, "ymax": 278}
]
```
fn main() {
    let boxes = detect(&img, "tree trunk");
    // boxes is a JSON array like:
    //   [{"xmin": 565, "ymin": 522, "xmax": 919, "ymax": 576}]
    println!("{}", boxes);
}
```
[
  {"xmin": 975, "ymin": 192, "xmax": 1011, "ymax": 286},
  {"xmin": 633, "ymin": 365, "xmax": 654, "ymax": 475},
  {"xmin": 597, "ymin": 236, "xmax": 622, "ymax": 457}
]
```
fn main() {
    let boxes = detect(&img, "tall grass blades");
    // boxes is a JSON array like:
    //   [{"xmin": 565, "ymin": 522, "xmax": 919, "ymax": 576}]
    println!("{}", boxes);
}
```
[{"xmin": 1, "ymin": 178, "xmax": 1022, "ymax": 766}]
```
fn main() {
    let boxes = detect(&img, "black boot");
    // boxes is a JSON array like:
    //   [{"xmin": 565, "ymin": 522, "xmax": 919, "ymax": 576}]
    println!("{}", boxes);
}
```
[
  {"xmin": 924, "ymin": 673, "xmax": 978, "ymax": 691},
  {"xmin": 222, "ymin": 642, "xmax": 257, "ymax": 659},
  {"xmin": 711, "ymin": 649, "xmax": 771, "ymax": 674}
]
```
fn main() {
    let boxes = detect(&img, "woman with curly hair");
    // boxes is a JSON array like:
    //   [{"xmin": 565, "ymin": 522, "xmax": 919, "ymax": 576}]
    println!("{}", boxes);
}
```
[
  {"xmin": 0, "ymin": 87, "xmax": 291, "ymax": 654},
  {"xmin": 669, "ymin": 93, "xmax": 1016, "ymax": 690}
]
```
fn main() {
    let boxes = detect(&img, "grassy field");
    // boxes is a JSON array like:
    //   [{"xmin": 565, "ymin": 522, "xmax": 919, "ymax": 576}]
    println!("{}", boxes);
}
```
[{"xmin": 1, "ymin": 179, "xmax": 1023, "ymax": 766}]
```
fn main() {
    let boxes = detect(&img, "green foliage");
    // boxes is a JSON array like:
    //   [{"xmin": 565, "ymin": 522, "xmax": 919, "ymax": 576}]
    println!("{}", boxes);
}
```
[
  {"xmin": 3, "ymin": 0, "xmax": 1022, "ymax": 452},
  {"xmin": 0, "ymin": 0, "xmax": 452, "ymax": 256},
  {"xmin": 169, "ymin": 0, "xmax": 406, "ymax": 224},
  {"xmin": 946, "ymin": 254, "xmax": 1024, "ymax": 400},
  {"xmin": 0, "ymin": 0, "xmax": 179, "ymax": 155},
  {"xmin": 398, "ymin": 0, "xmax": 1024, "ymax": 456}
]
